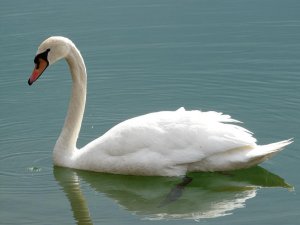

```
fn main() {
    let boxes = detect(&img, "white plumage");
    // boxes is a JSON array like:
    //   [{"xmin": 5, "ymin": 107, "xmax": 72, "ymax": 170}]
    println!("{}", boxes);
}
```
[{"xmin": 28, "ymin": 36, "xmax": 292, "ymax": 176}]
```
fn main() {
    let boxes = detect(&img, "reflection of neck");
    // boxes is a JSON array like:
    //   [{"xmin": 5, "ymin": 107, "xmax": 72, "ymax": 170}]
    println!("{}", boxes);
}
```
[
  {"xmin": 54, "ymin": 168, "xmax": 93, "ymax": 225},
  {"xmin": 53, "ymin": 44, "xmax": 87, "ymax": 166}
]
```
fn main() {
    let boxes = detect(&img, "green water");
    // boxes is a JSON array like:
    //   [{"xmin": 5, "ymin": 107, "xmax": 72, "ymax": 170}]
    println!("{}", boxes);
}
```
[{"xmin": 1, "ymin": 0, "xmax": 299, "ymax": 224}]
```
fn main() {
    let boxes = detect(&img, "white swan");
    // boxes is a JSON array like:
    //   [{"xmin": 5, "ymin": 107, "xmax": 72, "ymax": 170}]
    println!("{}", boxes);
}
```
[{"xmin": 28, "ymin": 36, "xmax": 292, "ymax": 176}]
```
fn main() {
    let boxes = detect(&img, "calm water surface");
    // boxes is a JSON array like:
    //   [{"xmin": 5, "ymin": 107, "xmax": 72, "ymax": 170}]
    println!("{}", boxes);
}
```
[{"xmin": 1, "ymin": 0, "xmax": 300, "ymax": 224}]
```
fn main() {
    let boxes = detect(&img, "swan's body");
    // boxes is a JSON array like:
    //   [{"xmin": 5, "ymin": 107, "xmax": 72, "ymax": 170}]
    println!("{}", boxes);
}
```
[{"xmin": 28, "ymin": 36, "xmax": 292, "ymax": 176}]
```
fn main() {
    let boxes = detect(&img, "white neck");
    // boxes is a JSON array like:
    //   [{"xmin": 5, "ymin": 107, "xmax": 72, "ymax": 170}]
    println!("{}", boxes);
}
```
[{"xmin": 53, "ymin": 44, "xmax": 87, "ymax": 166}]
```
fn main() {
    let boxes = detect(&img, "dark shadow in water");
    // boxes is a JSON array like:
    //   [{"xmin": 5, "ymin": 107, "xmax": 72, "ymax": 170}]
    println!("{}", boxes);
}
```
[
  {"xmin": 158, "ymin": 176, "xmax": 193, "ymax": 208},
  {"xmin": 53, "ymin": 166, "xmax": 292, "ymax": 224}
]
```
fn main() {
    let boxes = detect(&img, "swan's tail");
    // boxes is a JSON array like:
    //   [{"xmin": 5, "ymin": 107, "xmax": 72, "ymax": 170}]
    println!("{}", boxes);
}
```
[{"xmin": 247, "ymin": 139, "xmax": 293, "ymax": 161}]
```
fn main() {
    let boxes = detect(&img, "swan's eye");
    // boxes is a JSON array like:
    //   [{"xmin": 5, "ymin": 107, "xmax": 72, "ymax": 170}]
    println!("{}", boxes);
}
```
[
  {"xmin": 34, "ymin": 57, "xmax": 40, "ymax": 69},
  {"xmin": 33, "ymin": 49, "xmax": 50, "ymax": 69}
]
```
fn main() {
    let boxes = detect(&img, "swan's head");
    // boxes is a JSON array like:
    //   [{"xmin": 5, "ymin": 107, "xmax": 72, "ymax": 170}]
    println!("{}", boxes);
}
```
[{"xmin": 28, "ymin": 36, "xmax": 73, "ymax": 85}]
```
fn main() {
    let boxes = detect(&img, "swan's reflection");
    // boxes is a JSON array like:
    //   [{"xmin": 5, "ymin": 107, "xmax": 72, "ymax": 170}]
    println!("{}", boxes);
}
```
[{"xmin": 53, "ymin": 167, "xmax": 292, "ymax": 223}]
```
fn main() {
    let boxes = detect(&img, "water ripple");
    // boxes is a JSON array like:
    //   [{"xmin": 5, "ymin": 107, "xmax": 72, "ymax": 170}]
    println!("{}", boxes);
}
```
[
  {"xmin": 0, "ymin": 151, "xmax": 51, "ymax": 177},
  {"xmin": 0, "ymin": 151, "xmax": 57, "ymax": 195}
]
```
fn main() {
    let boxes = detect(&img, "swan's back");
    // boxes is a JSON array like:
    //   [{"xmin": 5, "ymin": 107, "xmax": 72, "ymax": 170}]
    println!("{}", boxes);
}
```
[{"xmin": 69, "ymin": 107, "xmax": 292, "ymax": 176}]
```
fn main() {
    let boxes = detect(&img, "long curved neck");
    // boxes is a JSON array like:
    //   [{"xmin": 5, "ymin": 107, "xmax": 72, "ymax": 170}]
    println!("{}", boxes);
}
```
[{"xmin": 53, "ymin": 44, "xmax": 87, "ymax": 166}]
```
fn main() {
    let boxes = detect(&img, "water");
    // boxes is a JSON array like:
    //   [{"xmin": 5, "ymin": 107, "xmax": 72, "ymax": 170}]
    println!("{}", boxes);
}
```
[{"xmin": 1, "ymin": 0, "xmax": 300, "ymax": 224}]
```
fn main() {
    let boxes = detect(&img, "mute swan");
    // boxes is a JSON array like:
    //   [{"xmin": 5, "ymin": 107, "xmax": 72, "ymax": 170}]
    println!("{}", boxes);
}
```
[{"xmin": 28, "ymin": 36, "xmax": 292, "ymax": 176}]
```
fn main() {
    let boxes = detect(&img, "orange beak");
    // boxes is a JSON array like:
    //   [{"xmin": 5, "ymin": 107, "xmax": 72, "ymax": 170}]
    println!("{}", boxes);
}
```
[{"xmin": 28, "ymin": 58, "xmax": 48, "ymax": 85}]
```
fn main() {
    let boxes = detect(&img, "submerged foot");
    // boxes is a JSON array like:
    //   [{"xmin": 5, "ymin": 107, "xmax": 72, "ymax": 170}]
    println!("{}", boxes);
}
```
[{"xmin": 158, "ymin": 176, "xmax": 193, "ymax": 207}]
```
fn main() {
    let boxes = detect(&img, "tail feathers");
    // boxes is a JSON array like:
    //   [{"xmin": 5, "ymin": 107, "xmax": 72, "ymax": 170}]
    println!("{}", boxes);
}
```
[{"xmin": 247, "ymin": 139, "xmax": 293, "ymax": 159}]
